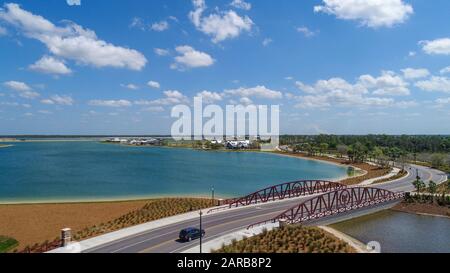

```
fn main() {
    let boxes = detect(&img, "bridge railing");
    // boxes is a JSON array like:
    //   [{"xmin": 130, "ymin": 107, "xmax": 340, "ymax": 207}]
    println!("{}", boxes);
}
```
[
  {"xmin": 208, "ymin": 180, "xmax": 347, "ymax": 214},
  {"xmin": 247, "ymin": 187, "xmax": 405, "ymax": 229}
]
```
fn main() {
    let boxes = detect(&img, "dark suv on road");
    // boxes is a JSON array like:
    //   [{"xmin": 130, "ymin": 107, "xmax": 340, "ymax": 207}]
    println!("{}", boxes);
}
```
[{"xmin": 179, "ymin": 227, "xmax": 205, "ymax": 242}]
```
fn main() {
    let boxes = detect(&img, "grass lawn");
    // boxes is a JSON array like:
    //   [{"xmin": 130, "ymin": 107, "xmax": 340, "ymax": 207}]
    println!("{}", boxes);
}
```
[{"xmin": 0, "ymin": 236, "xmax": 18, "ymax": 253}]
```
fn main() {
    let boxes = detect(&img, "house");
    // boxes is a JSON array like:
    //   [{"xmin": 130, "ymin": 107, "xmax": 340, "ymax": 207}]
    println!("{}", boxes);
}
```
[
  {"xmin": 226, "ymin": 140, "xmax": 251, "ymax": 149},
  {"xmin": 211, "ymin": 139, "xmax": 223, "ymax": 145}
]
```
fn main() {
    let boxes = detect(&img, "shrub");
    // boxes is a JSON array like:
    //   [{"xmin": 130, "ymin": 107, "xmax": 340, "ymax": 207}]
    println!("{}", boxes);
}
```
[{"xmin": 213, "ymin": 225, "xmax": 355, "ymax": 253}]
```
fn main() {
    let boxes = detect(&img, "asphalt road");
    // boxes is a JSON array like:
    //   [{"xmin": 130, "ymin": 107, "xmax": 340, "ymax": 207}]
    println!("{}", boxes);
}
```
[{"xmin": 86, "ymin": 163, "xmax": 447, "ymax": 253}]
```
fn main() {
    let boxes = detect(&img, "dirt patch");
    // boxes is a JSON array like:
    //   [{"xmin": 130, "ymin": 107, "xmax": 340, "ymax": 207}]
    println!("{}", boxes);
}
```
[
  {"xmin": 392, "ymin": 202, "xmax": 450, "ymax": 218},
  {"xmin": 0, "ymin": 200, "xmax": 151, "ymax": 250}
]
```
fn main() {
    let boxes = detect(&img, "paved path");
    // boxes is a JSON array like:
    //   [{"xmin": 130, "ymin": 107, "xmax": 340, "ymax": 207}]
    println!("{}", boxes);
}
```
[{"xmin": 61, "ymin": 163, "xmax": 447, "ymax": 253}]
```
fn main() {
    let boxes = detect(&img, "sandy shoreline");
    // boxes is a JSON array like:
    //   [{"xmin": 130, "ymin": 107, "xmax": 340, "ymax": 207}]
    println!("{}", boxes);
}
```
[
  {"xmin": 0, "ymin": 194, "xmax": 217, "ymax": 206},
  {"xmin": 0, "ymin": 145, "xmax": 13, "ymax": 148}
]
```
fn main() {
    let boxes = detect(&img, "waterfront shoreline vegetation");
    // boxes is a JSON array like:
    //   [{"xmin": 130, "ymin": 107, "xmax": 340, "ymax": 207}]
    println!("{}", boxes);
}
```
[
  {"xmin": 0, "ymin": 236, "xmax": 18, "ymax": 253},
  {"xmin": 393, "ymin": 180, "xmax": 450, "ymax": 218},
  {"xmin": 273, "ymin": 151, "xmax": 392, "ymax": 186},
  {"xmin": 212, "ymin": 225, "xmax": 355, "ymax": 253},
  {"xmin": 280, "ymin": 135, "xmax": 450, "ymax": 173}
]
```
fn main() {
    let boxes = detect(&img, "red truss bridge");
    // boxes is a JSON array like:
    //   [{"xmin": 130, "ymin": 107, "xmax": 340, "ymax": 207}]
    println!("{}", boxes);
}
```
[
  {"xmin": 248, "ymin": 187, "xmax": 405, "ymax": 229},
  {"xmin": 209, "ymin": 180, "xmax": 347, "ymax": 213}
]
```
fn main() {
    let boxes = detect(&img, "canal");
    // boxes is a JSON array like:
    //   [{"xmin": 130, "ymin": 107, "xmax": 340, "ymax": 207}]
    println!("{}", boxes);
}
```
[{"xmin": 331, "ymin": 210, "xmax": 450, "ymax": 253}]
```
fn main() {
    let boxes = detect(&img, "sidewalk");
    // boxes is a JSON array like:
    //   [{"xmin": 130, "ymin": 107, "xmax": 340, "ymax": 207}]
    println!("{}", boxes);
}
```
[{"xmin": 359, "ymin": 167, "xmax": 402, "ymax": 186}]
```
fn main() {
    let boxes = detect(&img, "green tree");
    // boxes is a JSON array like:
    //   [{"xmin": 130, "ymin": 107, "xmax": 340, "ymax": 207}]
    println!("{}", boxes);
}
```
[
  {"xmin": 412, "ymin": 179, "xmax": 426, "ymax": 194},
  {"xmin": 336, "ymin": 145, "xmax": 348, "ymax": 158},
  {"xmin": 319, "ymin": 143, "xmax": 329, "ymax": 156},
  {"xmin": 428, "ymin": 180, "xmax": 437, "ymax": 203},
  {"xmin": 430, "ymin": 154, "xmax": 445, "ymax": 169}
]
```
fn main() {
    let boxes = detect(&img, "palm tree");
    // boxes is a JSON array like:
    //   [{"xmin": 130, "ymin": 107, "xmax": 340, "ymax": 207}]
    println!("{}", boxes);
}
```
[
  {"xmin": 412, "ymin": 179, "xmax": 426, "ymax": 194},
  {"xmin": 428, "ymin": 181, "xmax": 437, "ymax": 203}
]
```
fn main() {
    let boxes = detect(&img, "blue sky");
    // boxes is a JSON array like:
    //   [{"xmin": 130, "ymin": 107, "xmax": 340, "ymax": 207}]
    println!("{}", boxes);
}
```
[{"xmin": 1, "ymin": 0, "xmax": 450, "ymax": 135}]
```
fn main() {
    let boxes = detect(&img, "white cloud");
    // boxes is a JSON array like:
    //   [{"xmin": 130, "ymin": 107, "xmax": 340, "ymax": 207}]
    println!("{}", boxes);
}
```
[
  {"xmin": 154, "ymin": 48, "xmax": 170, "ymax": 56},
  {"xmin": 41, "ymin": 95, "xmax": 74, "ymax": 105},
  {"xmin": 296, "ymin": 77, "xmax": 367, "ymax": 95},
  {"xmin": 195, "ymin": 90, "xmax": 223, "ymax": 104},
  {"xmin": 440, "ymin": 66, "xmax": 450, "ymax": 75},
  {"xmin": 135, "ymin": 90, "xmax": 189, "ymax": 106},
  {"xmin": 147, "ymin": 81, "xmax": 160, "ymax": 89},
  {"xmin": 395, "ymin": 100, "xmax": 418, "ymax": 108},
  {"xmin": 294, "ymin": 72, "xmax": 416, "ymax": 109},
  {"xmin": 29, "ymin": 55, "xmax": 72, "ymax": 75},
  {"xmin": 40, "ymin": 99, "xmax": 54, "ymax": 105},
  {"xmin": 38, "ymin": 110, "xmax": 53, "ymax": 114},
  {"xmin": 401, "ymin": 68, "xmax": 430, "ymax": 79},
  {"xmin": 0, "ymin": 3, "xmax": 147, "ymax": 70},
  {"xmin": 262, "ymin": 38, "xmax": 272, "ymax": 47},
  {"xmin": 88, "ymin": 100, "xmax": 132, "ymax": 107},
  {"xmin": 4, "ymin": 80, "xmax": 32, "ymax": 92},
  {"xmin": 420, "ymin": 38, "xmax": 450, "ymax": 55},
  {"xmin": 297, "ymin": 26, "xmax": 316, "ymax": 37},
  {"xmin": 435, "ymin": 97, "xmax": 450, "ymax": 107},
  {"xmin": 3, "ymin": 80, "xmax": 40, "ymax": 99},
  {"xmin": 189, "ymin": 0, "xmax": 253, "ymax": 43},
  {"xmin": 151, "ymin": 20, "xmax": 169, "ymax": 32},
  {"xmin": 314, "ymin": 0, "xmax": 413, "ymax": 28},
  {"xmin": 121, "ymin": 84, "xmax": 139, "ymax": 90},
  {"xmin": 142, "ymin": 106, "xmax": 165, "ymax": 112},
  {"xmin": 230, "ymin": 0, "xmax": 251, "ymax": 11},
  {"xmin": 66, "ymin": 0, "xmax": 81, "ymax": 6},
  {"xmin": 0, "ymin": 102, "xmax": 19, "ymax": 106},
  {"xmin": 408, "ymin": 51, "xmax": 416, "ymax": 57},
  {"xmin": 415, "ymin": 77, "xmax": 450, "ymax": 93},
  {"xmin": 358, "ymin": 71, "xmax": 410, "ymax": 96},
  {"xmin": 130, "ymin": 17, "xmax": 146, "ymax": 31},
  {"xmin": 224, "ymin": 86, "xmax": 283, "ymax": 99},
  {"xmin": 239, "ymin": 97, "xmax": 253, "ymax": 106},
  {"xmin": 172, "ymin": 45, "xmax": 214, "ymax": 70}
]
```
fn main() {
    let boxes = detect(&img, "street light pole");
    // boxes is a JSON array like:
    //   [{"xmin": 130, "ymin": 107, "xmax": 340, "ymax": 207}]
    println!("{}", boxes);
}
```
[{"xmin": 199, "ymin": 211, "xmax": 203, "ymax": 254}]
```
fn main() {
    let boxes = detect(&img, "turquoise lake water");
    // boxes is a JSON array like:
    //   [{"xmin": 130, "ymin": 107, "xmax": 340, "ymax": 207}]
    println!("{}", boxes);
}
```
[
  {"xmin": 0, "ymin": 142, "xmax": 347, "ymax": 203},
  {"xmin": 332, "ymin": 210, "xmax": 450, "ymax": 253}
]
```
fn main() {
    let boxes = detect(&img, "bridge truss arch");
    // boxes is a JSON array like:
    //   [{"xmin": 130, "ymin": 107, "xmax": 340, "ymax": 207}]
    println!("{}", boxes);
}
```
[
  {"xmin": 226, "ymin": 180, "xmax": 347, "ymax": 208},
  {"xmin": 248, "ymin": 187, "xmax": 405, "ymax": 228}
]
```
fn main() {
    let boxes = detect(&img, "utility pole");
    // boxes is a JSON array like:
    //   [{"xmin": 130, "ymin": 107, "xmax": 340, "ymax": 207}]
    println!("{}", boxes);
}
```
[{"xmin": 199, "ymin": 211, "xmax": 203, "ymax": 254}]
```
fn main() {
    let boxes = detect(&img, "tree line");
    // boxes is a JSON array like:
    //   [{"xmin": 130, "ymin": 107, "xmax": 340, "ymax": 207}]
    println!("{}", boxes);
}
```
[{"xmin": 281, "ymin": 135, "xmax": 450, "ymax": 171}]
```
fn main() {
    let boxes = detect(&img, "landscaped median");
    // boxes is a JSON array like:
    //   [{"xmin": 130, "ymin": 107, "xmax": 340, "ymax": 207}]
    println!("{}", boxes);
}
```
[
  {"xmin": 392, "ymin": 180, "xmax": 450, "ymax": 218},
  {"xmin": 210, "ymin": 225, "xmax": 357, "ymax": 253}
]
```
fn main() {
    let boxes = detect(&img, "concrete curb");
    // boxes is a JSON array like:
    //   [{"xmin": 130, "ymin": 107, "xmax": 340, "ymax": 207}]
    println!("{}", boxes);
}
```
[{"xmin": 318, "ymin": 226, "xmax": 368, "ymax": 253}]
